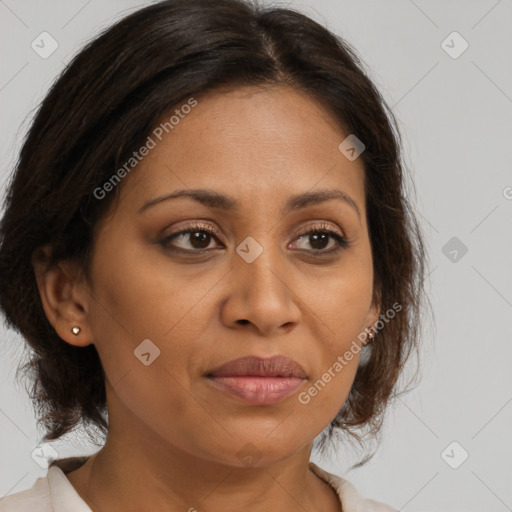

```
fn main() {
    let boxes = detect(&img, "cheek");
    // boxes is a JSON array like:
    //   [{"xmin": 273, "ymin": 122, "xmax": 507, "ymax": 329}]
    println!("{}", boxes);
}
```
[
  {"xmin": 307, "ymin": 251, "xmax": 374, "ymax": 334},
  {"xmin": 86, "ymin": 234, "xmax": 224, "ymax": 398},
  {"xmin": 297, "ymin": 252, "xmax": 373, "ymax": 406},
  {"xmin": 88, "ymin": 229, "xmax": 214, "ymax": 339},
  {"xmin": 86, "ymin": 243, "xmax": 214, "ymax": 449}
]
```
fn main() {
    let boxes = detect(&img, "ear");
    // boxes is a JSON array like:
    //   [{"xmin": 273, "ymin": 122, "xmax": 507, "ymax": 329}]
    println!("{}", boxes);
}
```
[
  {"xmin": 366, "ymin": 301, "xmax": 380, "ymax": 329},
  {"xmin": 362, "ymin": 292, "xmax": 381, "ymax": 344},
  {"xmin": 32, "ymin": 244, "xmax": 94, "ymax": 347}
]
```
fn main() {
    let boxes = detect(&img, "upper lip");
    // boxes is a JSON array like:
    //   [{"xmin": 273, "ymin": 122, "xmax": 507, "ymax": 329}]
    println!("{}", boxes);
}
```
[{"xmin": 207, "ymin": 355, "xmax": 307, "ymax": 378}]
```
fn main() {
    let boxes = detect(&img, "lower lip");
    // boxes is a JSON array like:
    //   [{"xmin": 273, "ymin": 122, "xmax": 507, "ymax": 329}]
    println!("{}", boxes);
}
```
[{"xmin": 207, "ymin": 376, "xmax": 305, "ymax": 405}]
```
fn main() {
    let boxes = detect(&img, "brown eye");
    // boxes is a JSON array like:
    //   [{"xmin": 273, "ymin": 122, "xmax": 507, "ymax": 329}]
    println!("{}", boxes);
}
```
[
  {"xmin": 290, "ymin": 223, "xmax": 351, "ymax": 255},
  {"xmin": 159, "ymin": 221, "xmax": 351, "ymax": 256},
  {"xmin": 160, "ymin": 222, "xmax": 222, "ymax": 252}
]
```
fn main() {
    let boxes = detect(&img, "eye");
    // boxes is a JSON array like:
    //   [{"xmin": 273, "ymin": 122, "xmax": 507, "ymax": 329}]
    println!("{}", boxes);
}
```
[
  {"xmin": 159, "ymin": 221, "xmax": 351, "ymax": 255},
  {"xmin": 289, "ymin": 222, "xmax": 351, "ymax": 255},
  {"xmin": 159, "ymin": 222, "xmax": 222, "ymax": 252}
]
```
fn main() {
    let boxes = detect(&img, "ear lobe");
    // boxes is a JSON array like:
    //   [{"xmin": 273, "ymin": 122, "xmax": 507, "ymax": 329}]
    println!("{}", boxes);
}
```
[
  {"xmin": 361, "ymin": 297, "xmax": 381, "ymax": 345},
  {"xmin": 32, "ymin": 245, "xmax": 93, "ymax": 347}
]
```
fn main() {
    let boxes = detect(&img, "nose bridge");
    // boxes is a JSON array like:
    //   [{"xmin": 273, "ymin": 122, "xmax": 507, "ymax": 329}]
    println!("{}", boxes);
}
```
[
  {"xmin": 235, "ymin": 232, "xmax": 288, "ymax": 301},
  {"xmin": 225, "ymin": 230, "xmax": 300, "ymax": 333}
]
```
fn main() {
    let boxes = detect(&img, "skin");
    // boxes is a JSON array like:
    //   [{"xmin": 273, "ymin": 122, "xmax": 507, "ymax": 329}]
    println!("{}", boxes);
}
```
[{"xmin": 33, "ymin": 84, "xmax": 380, "ymax": 512}]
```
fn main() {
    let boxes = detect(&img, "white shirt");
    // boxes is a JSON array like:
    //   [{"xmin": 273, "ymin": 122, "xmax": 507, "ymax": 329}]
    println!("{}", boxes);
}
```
[{"xmin": 0, "ymin": 457, "xmax": 397, "ymax": 511}]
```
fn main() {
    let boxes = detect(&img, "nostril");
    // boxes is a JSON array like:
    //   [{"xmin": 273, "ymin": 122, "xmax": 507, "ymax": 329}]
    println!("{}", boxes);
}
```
[{"xmin": 237, "ymin": 319, "xmax": 249, "ymax": 325}]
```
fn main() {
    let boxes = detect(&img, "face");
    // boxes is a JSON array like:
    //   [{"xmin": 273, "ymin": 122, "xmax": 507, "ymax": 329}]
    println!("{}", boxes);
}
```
[{"xmin": 39, "ymin": 85, "xmax": 379, "ymax": 467}]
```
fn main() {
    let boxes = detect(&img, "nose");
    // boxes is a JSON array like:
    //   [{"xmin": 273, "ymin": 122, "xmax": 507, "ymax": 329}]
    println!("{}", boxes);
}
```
[{"xmin": 220, "ymin": 240, "xmax": 301, "ymax": 337}]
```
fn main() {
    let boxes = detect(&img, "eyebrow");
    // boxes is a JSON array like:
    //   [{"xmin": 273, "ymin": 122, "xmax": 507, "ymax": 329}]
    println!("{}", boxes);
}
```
[{"xmin": 137, "ymin": 188, "xmax": 361, "ymax": 220}]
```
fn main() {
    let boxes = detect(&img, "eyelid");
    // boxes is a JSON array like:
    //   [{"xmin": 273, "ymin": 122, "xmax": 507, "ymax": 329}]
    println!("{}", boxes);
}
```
[
  {"xmin": 288, "ymin": 222, "xmax": 351, "ymax": 253},
  {"xmin": 163, "ymin": 221, "xmax": 223, "ymax": 240},
  {"xmin": 289, "ymin": 220, "xmax": 345, "ymax": 240}
]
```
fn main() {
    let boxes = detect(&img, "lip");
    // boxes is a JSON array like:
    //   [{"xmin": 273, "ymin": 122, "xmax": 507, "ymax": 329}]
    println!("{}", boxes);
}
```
[
  {"xmin": 207, "ymin": 355, "xmax": 307, "ymax": 378},
  {"xmin": 206, "ymin": 355, "xmax": 307, "ymax": 405}
]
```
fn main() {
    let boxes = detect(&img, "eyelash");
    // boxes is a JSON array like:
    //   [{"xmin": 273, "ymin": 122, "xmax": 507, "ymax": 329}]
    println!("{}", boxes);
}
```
[{"xmin": 159, "ymin": 221, "xmax": 352, "ymax": 256}]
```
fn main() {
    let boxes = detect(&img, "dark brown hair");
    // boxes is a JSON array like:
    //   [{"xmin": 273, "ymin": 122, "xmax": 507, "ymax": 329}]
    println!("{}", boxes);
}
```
[{"xmin": 0, "ymin": 0, "xmax": 428, "ymax": 467}]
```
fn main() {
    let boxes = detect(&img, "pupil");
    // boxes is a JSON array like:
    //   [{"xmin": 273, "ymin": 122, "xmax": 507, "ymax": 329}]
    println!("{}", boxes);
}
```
[
  {"xmin": 191, "ymin": 231, "xmax": 210, "ymax": 249},
  {"xmin": 310, "ymin": 233, "xmax": 328, "ymax": 250}
]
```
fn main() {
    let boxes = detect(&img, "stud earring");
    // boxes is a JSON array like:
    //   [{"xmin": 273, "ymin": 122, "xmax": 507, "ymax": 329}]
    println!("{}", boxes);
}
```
[
  {"xmin": 71, "ymin": 326, "xmax": 81, "ymax": 335},
  {"xmin": 364, "ymin": 330, "xmax": 375, "ymax": 345}
]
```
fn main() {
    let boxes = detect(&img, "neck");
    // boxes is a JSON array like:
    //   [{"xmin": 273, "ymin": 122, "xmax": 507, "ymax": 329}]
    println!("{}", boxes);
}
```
[{"xmin": 66, "ymin": 430, "xmax": 340, "ymax": 512}]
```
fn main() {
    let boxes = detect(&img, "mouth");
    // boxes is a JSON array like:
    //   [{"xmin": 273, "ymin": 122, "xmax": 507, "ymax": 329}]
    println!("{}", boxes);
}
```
[{"xmin": 205, "ymin": 355, "xmax": 307, "ymax": 405}]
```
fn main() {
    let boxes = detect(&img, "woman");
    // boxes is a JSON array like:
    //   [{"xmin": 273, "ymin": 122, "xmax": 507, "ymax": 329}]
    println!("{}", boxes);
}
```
[{"xmin": 0, "ymin": 0, "xmax": 426, "ymax": 510}]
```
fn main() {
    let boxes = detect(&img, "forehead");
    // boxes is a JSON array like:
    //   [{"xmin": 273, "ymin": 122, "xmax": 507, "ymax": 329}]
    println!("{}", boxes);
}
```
[{"xmin": 117, "ymin": 85, "xmax": 366, "ymax": 217}]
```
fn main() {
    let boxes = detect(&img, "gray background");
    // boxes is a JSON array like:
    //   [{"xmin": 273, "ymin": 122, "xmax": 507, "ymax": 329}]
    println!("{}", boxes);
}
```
[{"xmin": 1, "ymin": 1, "xmax": 511, "ymax": 510}]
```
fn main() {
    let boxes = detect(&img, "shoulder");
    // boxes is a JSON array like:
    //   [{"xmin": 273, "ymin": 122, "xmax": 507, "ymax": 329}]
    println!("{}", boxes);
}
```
[
  {"xmin": 309, "ymin": 462, "xmax": 398, "ymax": 512},
  {"xmin": 0, "ymin": 472, "xmax": 52, "ymax": 512},
  {"xmin": 0, "ymin": 458, "xmax": 92, "ymax": 512}
]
